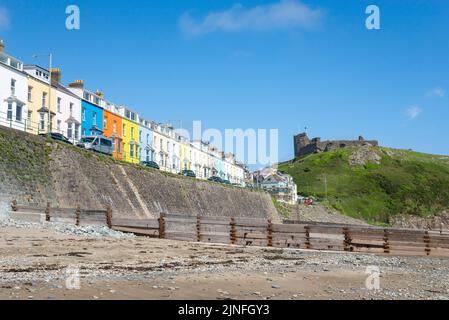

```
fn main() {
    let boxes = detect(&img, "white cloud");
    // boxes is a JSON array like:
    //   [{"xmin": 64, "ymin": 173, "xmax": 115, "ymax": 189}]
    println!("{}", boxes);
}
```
[
  {"xmin": 427, "ymin": 87, "xmax": 445, "ymax": 98},
  {"xmin": 405, "ymin": 106, "xmax": 422, "ymax": 120},
  {"xmin": 0, "ymin": 7, "xmax": 10, "ymax": 30},
  {"xmin": 179, "ymin": 0, "xmax": 324, "ymax": 36}
]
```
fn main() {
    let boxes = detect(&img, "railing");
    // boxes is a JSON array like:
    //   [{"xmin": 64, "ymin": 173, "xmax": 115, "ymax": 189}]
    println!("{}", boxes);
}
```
[{"xmin": 0, "ymin": 109, "xmax": 80, "ymax": 143}]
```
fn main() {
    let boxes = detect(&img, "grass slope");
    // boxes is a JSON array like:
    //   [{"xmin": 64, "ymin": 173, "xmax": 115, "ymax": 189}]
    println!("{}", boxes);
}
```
[{"xmin": 278, "ymin": 147, "xmax": 449, "ymax": 225}]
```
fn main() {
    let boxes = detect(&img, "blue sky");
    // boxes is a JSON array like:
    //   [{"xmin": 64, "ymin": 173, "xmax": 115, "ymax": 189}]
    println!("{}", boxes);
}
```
[{"xmin": 0, "ymin": 0, "xmax": 448, "ymax": 164}]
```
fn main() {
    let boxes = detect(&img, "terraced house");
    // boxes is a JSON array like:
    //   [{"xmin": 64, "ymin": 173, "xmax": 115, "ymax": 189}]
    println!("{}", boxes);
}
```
[
  {"xmin": 103, "ymin": 101, "xmax": 123, "ymax": 160},
  {"xmin": 23, "ymin": 65, "xmax": 57, "ymax": 135},
  {"xmin": 121, "ymin": 107, "xmax": 140, "ymax": 164},
  {"xmin": 139, "ymin": 118, "xmax": 155, "ymax": 163},
  {"xmin": 50, "ymin": 69, "xmax": 81, "ymax": 143},
  {"xmin": 68, "ymin": 80, "xmax": 104, "ymax": 138},
  {"xmin": 0, "ymin": 41, "xmax": 28, "ymax": 132}
]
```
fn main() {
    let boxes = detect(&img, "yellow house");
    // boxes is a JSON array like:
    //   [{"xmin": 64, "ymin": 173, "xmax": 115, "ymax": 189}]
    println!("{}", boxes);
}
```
[
  {"xmin": 179, "ymin": 137, "xmax": 192, "ymax": 171},
  {"xmin": 121, "ymin": 111, "xmax": 140, "ymax": 164},
  {"xmin": 23, "ymin": 65, "xmax": 57, "ymax": 135}
]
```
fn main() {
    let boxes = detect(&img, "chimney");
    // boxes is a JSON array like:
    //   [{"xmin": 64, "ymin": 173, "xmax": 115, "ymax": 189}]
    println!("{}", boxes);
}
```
[
  {"xmin": 68, "ymin": 80, "xmax": 84, "ymax": 89},
  {"xmin": 0, "ymin": 40, "xmax": 4, "ymax": 54},
  {"xmin": 95, "ymin": 89, "xmax": 104, "ymax": 98},
  {"xmin": 50, "ymin": 68, "xmax": 61, "ymax": 84}
]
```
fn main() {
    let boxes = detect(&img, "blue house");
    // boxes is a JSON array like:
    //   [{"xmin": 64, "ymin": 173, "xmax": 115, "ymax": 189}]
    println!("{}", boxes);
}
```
[
  {"xmin": 81, "ymin": 99, "xmax": 103, "ymax": 137},
  {"xmin": 139, "ymin": 120, "xmax": 155, "ymax": 163},
  {"xmin": 67, "ymin": 82, "xmax": 104, "ymax": 138}
]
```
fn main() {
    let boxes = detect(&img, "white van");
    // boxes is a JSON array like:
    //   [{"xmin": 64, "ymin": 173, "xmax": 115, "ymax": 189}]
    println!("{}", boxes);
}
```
[{"xmin": 77, "ymin": 135, "xmax": 113, "ymax": 156}]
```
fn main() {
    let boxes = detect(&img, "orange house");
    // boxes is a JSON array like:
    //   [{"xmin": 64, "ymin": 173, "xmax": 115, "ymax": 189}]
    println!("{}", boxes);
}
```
[{"xmin": 103, "ymin": 108, "xmax": 123, "ymax": 160}]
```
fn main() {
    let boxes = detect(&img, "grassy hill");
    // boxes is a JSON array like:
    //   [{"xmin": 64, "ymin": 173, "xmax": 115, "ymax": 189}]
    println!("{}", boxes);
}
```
[{"xmin": 278, "ymin": 146, "xmax": 449, "ymax": 225}]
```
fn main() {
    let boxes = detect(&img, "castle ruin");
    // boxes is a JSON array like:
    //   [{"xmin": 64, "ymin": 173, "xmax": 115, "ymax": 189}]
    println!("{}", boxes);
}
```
[{"xmin": 294, "ymin": 133, "xmax": 379, "ymax": 158}]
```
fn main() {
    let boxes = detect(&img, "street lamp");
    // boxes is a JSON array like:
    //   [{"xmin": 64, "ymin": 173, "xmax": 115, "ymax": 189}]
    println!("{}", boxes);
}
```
[{"xmin": 32, "ymin": 53, "xmax": 52, "ymax": 137}]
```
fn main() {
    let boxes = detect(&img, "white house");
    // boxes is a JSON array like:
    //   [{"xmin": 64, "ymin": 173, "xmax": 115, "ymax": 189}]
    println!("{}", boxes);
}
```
[
  {"xmin": 51, "ymin": 69, "xmax": 81, "ymax": 143},
  {"xmin": 256, "ymin": 170, "xmax": 298, "ymax": 204},
  {"xmin": 0, "ymin": 41, "xmax": 28, "ymax": 132}
]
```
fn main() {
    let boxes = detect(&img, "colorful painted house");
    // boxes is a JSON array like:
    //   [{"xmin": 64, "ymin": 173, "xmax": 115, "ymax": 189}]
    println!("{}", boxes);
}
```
[
  {"xmin": 178, "ymin": 135, "xmax": 192, "ymax": 171},
  {"xmin": 23, "ymin": 65, "xmax": 57, "ymax": 135},
  {"xmin": 120, "ymin": 107, "xmax": 140, "ymax": 164},
  {"xmin": 139, "ymin": 119, "xmax": 155, "ymax": 163},
  {"xmin": 67, "ymin": 81, "xmax": 104, "ymax": 137},
  {"xmin": 103, "ymin": 101, "xmax": 123, "ymax": 160}
]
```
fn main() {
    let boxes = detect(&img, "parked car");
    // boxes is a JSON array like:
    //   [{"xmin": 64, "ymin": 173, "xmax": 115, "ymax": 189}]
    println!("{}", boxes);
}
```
[
  {"xmin": 39, "ymin": 132, "xmax": 72, "ymax": 145},
  {"xmin": 77, "ymin": 135, "xmax": 113, "ymax": 156},
  {"xmin": 222, "ymin": 179, "xmax": 232, "ymax": 185},
  {"xmin": 180, "ymin": 169, "xmax": 196, "ymax": 178},
  {"xmin": 141, "ymin": 161, "xmax": 160, "ymax": 170},
  {"xmin": 208, "ymin": 176, "xmax": 223, "ymax": 183}
]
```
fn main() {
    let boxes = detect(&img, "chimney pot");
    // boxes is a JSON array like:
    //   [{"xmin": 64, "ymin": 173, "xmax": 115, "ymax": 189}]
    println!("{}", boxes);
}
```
[
  {"xmin": 69, "ymin": 80, "xmax": 84, "ymax": 89},
  {"xmin": 50, "ymin": 68, "xmax": 61, "ymax": 84}
]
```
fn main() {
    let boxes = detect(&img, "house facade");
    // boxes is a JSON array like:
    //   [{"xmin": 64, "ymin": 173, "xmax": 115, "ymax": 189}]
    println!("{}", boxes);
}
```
[
  {"xmin": 256, "ymin": 170, "xmax": 298, "ymax": 205},
  {"xmin": 179, "ymin": 135, "xmax": 192, "ymax": 171},
  {"xmin": 23, "ymin": 65, "xmax": 57, "ymax": 135},
  {"xmin": 51, "ymin": 69, "xmax": 81, "ymax": 143},
  {"xmin": 68, "ymin": 81, "xmax": 104, "ymax": 138},
  {"xmin": 121, "ymin": 107, "xmax": 140, "ymax": 164},
  {"xmin": 139, "ymin": 119, "xmax": 155, "ymax": 163},
  {"xmin": 103, "ymin": 101, "xmax": 123, "ymax": 160},
  {"xmin": 0, "ymin": 43, "xmax": 28, "ymax": 132}
]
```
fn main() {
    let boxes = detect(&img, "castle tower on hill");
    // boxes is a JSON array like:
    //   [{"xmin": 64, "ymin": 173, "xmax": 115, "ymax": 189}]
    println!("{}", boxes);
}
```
[{"xmin": 293, "ymin": 133, "xmax": 379, "ymax": 158}]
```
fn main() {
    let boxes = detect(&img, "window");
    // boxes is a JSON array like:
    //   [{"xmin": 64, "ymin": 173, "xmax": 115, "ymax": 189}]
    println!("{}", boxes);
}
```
[
  {"xmin": 130, "ymin": 144, "xmax": 134, "ymax": 158},
  {"xmin": 75, "ymin": 125, "xmax": 80, "ymax": 140},
  {"xmin": 146, "ymin": 134, "xmax": 149, "ymax": 145},
  {"xmin": 160, "ymin": 139, "xmax": 163, "ymax": 151},
  {"xmin": 7, "ymin": 103, "xmax": 13, "ymax": 120},
  {"xmin": 100, "ymin": 138, "xmax": 112, "ymax": 147},
  {"xmin": 146, "ymin": 150, "xmax": 150, "ymax": 162},
  {"xmin": 27, "ymin": 111, "xmax": 32, "ymax": 127},
  {"xmin": 93, "ymin": 97, "xmax": 100, "ymax": 105},
  {"xmin": 123, "ymin": 124, "xmax": 126, "ymax": 136},
  {"xmin": 57, "ymin": 98, "xmax": 62, "ymax": 113},
  {"xmin": 42, "ymin": 92, "xmax": 47, "ymax": 108},
  {"xmin": 117, "ymin": 139, "xmax": 121, "ymax": 153},
  {"xmin": 67, "ymin": 123, "xmax": 73, "ymax": 139},
  {"xmin": 28, "ymin": 87, "xmax": 32, "ymax": 102},
  {"xmin": 82, "ymin": 108, "xmax": 86, "ymax": 121},
  {"xmin": 139, "ymin": 130, "xmax": 142, "ymax": 143},
  {"xmin": 69, "ymin": 103, "xmax": 73, "ymax": 117},
  {"xmin": 39, "ymin": 113, "xmax": 45, "ymax": 130},
  {"xmin": 104, "ymin": 117, "xmax": 108, "ymax": 130},
  {"xmin": 113, "ymin": 121, "xmax": 117, "ymax": 134},
  {"xmin": 92, "ymin": 112, "xmax": 97, "ymax": 126},
  {"xmin": 57, "ymin": 120, "xmax": 61, "ymax": 132},
  {"xmin": 10, "ymin": 79, "xmax": 16, "ymax": 95},
  {"xmin": 15, "ymin": 105, "xmax": 22, "ymax": 122},
  {"xmin": 82, "ymin": 128, "xmax": 86, "ymax": 137}
]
